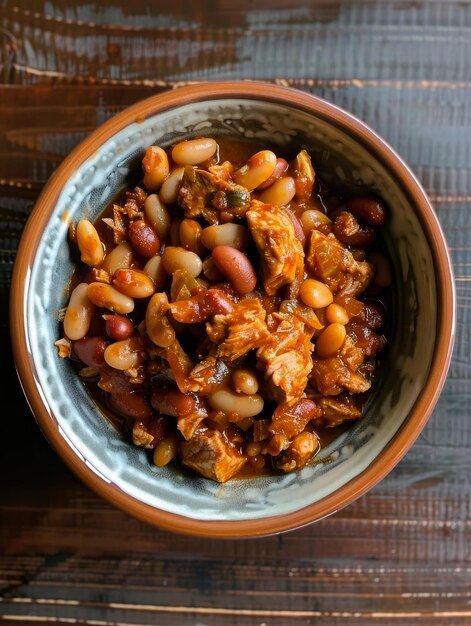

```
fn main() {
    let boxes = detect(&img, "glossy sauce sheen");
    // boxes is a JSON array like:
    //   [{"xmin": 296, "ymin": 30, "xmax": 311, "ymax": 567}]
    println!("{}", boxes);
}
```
[{"xmin": 68, "ymin": 137, "xmax": 391, "ymax": 480}]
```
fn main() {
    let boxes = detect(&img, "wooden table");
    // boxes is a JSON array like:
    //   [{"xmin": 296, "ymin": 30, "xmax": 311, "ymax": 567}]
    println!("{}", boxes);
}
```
[{"xmin": 1, "ymin": 2, "xmax": 469, "ymax": 624}]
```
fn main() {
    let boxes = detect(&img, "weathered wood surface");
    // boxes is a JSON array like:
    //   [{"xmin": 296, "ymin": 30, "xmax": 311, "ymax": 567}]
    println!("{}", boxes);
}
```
[{"xmin": 1, "ymin": 1, "xmax": 470, "ymax": 624}]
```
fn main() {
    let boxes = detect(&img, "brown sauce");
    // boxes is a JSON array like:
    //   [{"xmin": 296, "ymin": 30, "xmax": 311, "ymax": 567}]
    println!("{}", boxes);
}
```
[{"xmin": 64, "ymin": 136, "xmax": 392, "ymax": 482}]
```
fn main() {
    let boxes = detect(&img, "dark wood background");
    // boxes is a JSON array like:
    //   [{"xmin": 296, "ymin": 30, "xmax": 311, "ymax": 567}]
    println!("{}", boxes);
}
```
[{"xmin": 1, "ymin": 1, "xmax": 470, "ymax": 624}]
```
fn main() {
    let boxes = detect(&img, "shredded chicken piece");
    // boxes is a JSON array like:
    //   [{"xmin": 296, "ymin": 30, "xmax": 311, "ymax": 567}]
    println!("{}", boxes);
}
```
[
  {"xmin": 90, "ymin": 268, "xmax": 111, "ymax": 284},
  {"xmin": 306, "ymin": 230, "xmax": 373, "ymax": 297},
  {"xmin": 178, "ymin": 166, "xmax": 250, "ymax": 224},
  {"xmin": 291, "ymin": 149, "xmax": 315, "ymax": 199},
  {"xmin": 208, "ymin": 160, "xmax": 234, "ymax": 181},
  {"xmin": 180, "ymin": 428, "xmax": 247, "ymax": 482},
  {"xmin": 55, "ymin": 337, "xmax": 72, "ymax": 358},
  {"xmin": 256, "ymin": 312, "xmax": 314, "ymax": 403},
  {"xmin": 102, "ymin": 204, "xmax": 127, "ymax": 244},
  {"xmin": 246, "ymin": 200, "xmax": 304, "ymax": 296},
  {"xmin": 315, "ymin": 395, "xmax": 362, "ymax": 428},
  {"xmin": 275, "ymin": 431, "xmax": 319, "ymax": 472},
  {"xmin": 206, "ymin": 298, "xmax": 270, "ymax": 362},
  {"xmin": 188, "ymin": 356, "xmax": 230, "ymax": 394}
]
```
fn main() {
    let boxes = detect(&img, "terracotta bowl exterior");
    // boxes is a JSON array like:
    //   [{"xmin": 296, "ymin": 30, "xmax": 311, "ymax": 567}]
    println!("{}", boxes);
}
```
[{"xmin": 10, "ymin": 82, "xmax": 455, "ymax": 537}]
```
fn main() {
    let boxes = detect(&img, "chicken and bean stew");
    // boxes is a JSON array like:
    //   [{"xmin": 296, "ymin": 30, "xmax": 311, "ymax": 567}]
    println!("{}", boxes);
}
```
[{"xmin": 56, "ymin": 136, "xmax": 391, "ymax": 483}]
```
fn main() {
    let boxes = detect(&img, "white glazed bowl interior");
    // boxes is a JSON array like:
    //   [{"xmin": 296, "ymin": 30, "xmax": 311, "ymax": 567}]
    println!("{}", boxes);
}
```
[{"xmin": 25, "ymin": 97, "xmax": 435, "ymax": 522}]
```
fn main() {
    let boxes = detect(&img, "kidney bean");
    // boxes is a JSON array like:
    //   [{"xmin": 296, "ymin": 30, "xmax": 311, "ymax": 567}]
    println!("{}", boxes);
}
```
[
  {"xmin": 368, "ymin": 252, "xmax": 392, "ymax": 287},
  {"xmin": 333, "ymin": 212, "xmax": 376, "ymax": 246},
  {"xmin": 212, "ymin": 245, "xmax": 257, "ymax": 294},
  {"xmin": 257, "ymin": 158, "xmax": 288, "ymax": 190},
  {"xmin": 108, "ymin": 390, "xmax": 153, "ymax": 420},
  {"xmin": 103, "ymin": 314, "xmax": 134, "ymax": 340},
  {"xmin": 359, "ymin": 300, "xmax": 386, "ymax": 329},
  {"xmin": 72, "ymin": 336, "xmax": 108, "ymax": 367},
  {"xmin": 345, "ymin": 196, "xmax": 387, "ymax": 226},
  {"xmin": 129, "ymin": 220, "xmax": 160, "ymax": 258},
  {"xmin": 150, "ymin": 384, "xmax": 196, "ymax": 417},
  {"xmin": 285, "ymin": 210, "xmax": 306, "ymax": 245}
]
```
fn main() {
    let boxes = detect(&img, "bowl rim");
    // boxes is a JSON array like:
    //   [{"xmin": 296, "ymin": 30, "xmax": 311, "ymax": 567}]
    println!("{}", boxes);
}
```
[{"xmin": 10, "ymin": 80, "xmax": 456, "ymax": 538}]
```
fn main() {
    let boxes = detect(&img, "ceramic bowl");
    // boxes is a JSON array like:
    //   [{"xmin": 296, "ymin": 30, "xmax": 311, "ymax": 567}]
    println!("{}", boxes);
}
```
[{"xmin": 10, "ymin": 82, "xmax": 455, "ymax": 537}]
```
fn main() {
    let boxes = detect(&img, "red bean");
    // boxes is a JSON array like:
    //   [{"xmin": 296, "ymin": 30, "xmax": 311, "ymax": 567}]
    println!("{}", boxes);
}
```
[
  {"xmin": 72, "ymin": 336, "xmax": 108, "ymax": 367},
  {"xmin": 285, "ymin": 210, "xmax": 306, "ymax": 245},
  {"xmin": 212, "ymin": 245, "xmax": 257, "ymax": 294},
  {"xmin": 150, "ymin": 384, "xmax": 196, "ymax": 417},
  {"xmin": 360, "ymin": 300, "xmax": 386, "ymax": 329},
  {"xmin": 108, "ymin": 390, "xmax": 153, "ymax": 420},
  {"xmin": 333, "ymin": 212, "xmax": 376, "ymax": 246},
  {"xmin": 104, "ymin": 314, "xmax": 134, "ymax": 340},
  {"xmin": 345, "ymin": 196, "xmax": 386, "ymax": 226},
  {"xmin": 129, "ymin": 220, "xmax": 160, "ymax": 258}
]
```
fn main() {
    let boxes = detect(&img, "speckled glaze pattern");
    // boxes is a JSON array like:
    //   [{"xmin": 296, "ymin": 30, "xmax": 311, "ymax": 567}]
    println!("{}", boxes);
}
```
[{"xmin": 11, "ymin": 83, "xmax": 454, "ymax": 536}]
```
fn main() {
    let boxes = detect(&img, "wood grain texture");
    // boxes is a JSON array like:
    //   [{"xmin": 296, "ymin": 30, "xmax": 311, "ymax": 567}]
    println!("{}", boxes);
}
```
[{"xmin": 1, "ymin": 1, "xmax": 470, "ymax": 624}]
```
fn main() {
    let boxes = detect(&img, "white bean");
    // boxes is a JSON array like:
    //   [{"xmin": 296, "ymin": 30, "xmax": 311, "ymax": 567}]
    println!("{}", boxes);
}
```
[
  {"xmin": 87, "ymin": 282, "xmax": 134, "ymax": 314},
  {"xmin": 179, "ymin": 219, "xmax": 205, "ymax": 256},
  {"xmin": 101, "ymin": 242, "xmax": 133, "ymax": 276},
  {"xmin": 143, "ymin": 255, "xmax": 166, "ymax": 291},
  {"xmin": 162, "ymin": 246, "xmax": 203, "ymax": 277},
  {"xmin": 200, "ymin": 223, "xmax": 251, "ymax": 251},
  {"xmin": 104, "ymin": 337, "xmax": 143, "ymax": 370},
  {"xmin": 144, "ymin": 194, "xmax": 171, "ymax": 241},
  {"xmin": 300, "ymin": 209, "xmax": 331, "ymax": 234},
  {"xmin": 76, "ymin": 220, "xmax": 104, "ymax": 267},
  {"xmin": 142, "ymin": 146, "xmax": 170, "ymax": 191},
  {"xmin": 113, "ymin": 268, "xmax": 155, "ymax": 298},
  {"xmin": 232, "ymin": 369, "xmax": 259, "ymax": 395},
  {"xmin": 145, "ymin": 293, "xmax": 175, "ymax": 348},
  {"xmin": 259, "ymin": 176, "xmax": 296, "ymax": 206},
  {"xmin": 171, "ymin": 137, "xmax": 217, "ymax": 165},
  {"xmin": 159, "ymin": 166, "xmax": 185, "ymax": 204},
  {"xmin": 63, "ymin": 283, "xmax": 95, "ymax": 340},
  {"xmin": 234, "ymin": 150, "xmax": 277, "ymax": 191},
  {"xmin": 208, "ymin": 388, "xmax": 264, "ymax": 418}
]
